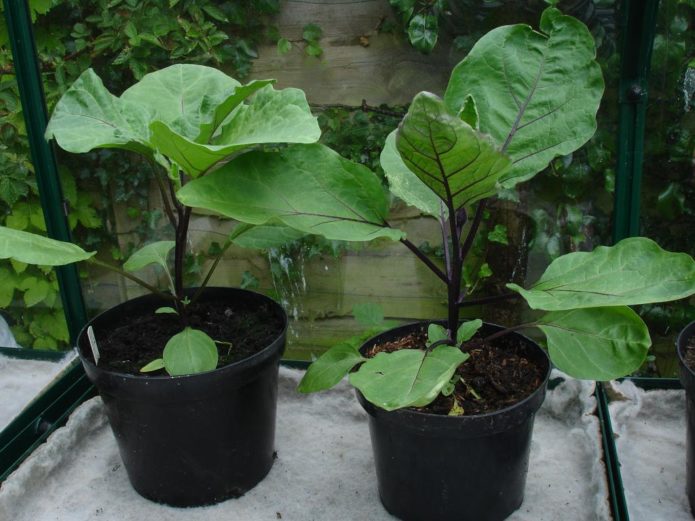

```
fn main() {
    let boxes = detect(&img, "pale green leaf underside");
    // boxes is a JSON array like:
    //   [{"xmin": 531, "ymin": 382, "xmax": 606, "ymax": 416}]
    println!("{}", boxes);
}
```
[
  {"xmin": 178, "ymin": 144, "xmax": 403, "ymax": 242},
  {"xmin": 380, "ymin": 131, "xmax": 442, "ymax": 218},
  {"xmin": 297, "ymin": 343, "xmax": 367, "ymax": 393},
  {"xmin": 45, "ymin": 68, "xmax": 152, "ymax": 156},
  {"xmin": 350, "ymin": 346, "xmax": 468, "ymax": 411},
  {"xmin": 0, "ymin": 226, "xmax": 95, "ymax": 266},
  {"xmin": 537, "ymin": 306, "xmax": 650, "ymax": 380},
  {"xmin": 508, "ymin": 237, "xmax": 695, "ymax": 310},
  {"xmin": 120, "ymin": 64, "xmax": 241, "ymax": 140},
  {"xmin": 396, "ymin": 92, "xmax": 511, "ymax": 210},
  {"xmin": 150, "ymin": 86, "xmax": 321, "ymax": 178},
  {"xmin": 123, "ymin": 241, "xmax": 175, "ymax": 272},
  {"xmin": 163, "ymin": 327, "xmax": 219, "ymax": 376},
  {"xmin": 426, "ymin": 324, "xmax": 448, "ymax": 346},
  {"xmin": 229, "ymin": 222, "xmax": 306, "ymax": 250},
  {"xmin": 444, "ymin": 7, "xmax": 604, "ymax": 187}
]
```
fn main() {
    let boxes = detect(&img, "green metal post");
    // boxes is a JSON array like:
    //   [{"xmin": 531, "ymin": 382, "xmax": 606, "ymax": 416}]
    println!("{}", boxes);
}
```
[
  {"xmin": 613, "ymin": 0, "xmax": 660, "ymax": 242},
  {"xmin": 3, "ymin": 0, "xmax": 88, "ymax": 342}
]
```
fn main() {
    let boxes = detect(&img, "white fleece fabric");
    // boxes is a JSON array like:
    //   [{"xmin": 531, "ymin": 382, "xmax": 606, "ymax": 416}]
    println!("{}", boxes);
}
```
[
  {"xmin": 0, "ymin": 368, "xmax": 610, "ymax": 521},
  {"xmin": 608, "ymin": 380, "xmax": 690, "ymax": 521},
  {"xmin": 0, "ymin": 352, "xmax": 75, "ymax": 430}
]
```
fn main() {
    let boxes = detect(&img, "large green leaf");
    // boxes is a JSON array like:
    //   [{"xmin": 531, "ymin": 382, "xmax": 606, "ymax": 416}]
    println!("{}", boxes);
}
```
[
  {"xmin": 536, "ymin": 307, "xmax": 650, "ymax": 380},
  {"xmin": 396, "ymin": 92, "xmax": 511, "ymax": 210},
  {"xmin": 123, "ymin": 241, "xmax": 175, "ymax": 272},
  {"xmin": 150, "ymin": 85, "xmax": 320, "ymax": 177},
  {"xmin": 163, "ymin": 327, "xmax": 219, "ymax": 376},
  {"xmin": 508, "ymin": 237, "xmax": 695, "ymax": 311},
  {"xmin": 297, "ymin": 342, "xmax": 367, "ymax": 393},
  {"xmin": 444, "ymin": 7, "xmax": 604, "ymax": 187},
  {"xmin": 229, "ymin": 223, "xmax": 305, "ymax": 250},
  {"xmin": 0, "ymin": 226, "xmax": 95, "ymax": 266},
  {"xmin": 349, "ymin": 346, "xmax": 468, "ymax": 411},
  {"xmin": 380, "ymin": 131, "xmax": 442, "ymax": 217},
  {"xmin": 45, "ymin": 68, "xmax": 151, "ymax": 155},
  {"xmin": 177, "ymin": 144, "xmax": 403, "ymax": 242},
  {"xmin": 120, "ymin": 64, "xmax": 240, "ymax": 140}
]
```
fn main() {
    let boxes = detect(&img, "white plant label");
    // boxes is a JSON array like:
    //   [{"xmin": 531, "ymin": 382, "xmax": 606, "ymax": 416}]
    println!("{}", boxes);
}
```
[{"xmin": 87, "ymin": 326, "xmax": 100, "ymax": 365}]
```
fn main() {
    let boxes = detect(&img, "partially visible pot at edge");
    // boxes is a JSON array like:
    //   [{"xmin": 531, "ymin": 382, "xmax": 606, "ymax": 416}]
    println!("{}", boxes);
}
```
[
  {"xmin": 76, "ymin": 287, "xmax": 287, "ymax": 507},
  {"xmin": 355, "ymin": 321, "xmax": 551, "ymax": 521},
  {"xmin": 677, "ymin": 320, "xmax": 695, "ymax": 516}
]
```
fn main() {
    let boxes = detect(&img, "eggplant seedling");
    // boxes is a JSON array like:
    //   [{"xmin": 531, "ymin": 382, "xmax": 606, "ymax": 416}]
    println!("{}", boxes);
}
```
[{"xmin": 178, "ymin": 8, "xmax": 695, "ymax": 409}]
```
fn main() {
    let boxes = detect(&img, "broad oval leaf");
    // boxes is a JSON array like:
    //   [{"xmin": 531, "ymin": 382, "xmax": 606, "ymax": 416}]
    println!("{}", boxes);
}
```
[
  {"xmin": 150, "ymin": 85, "xmax": 320, "ymax": 177},
  {"xmin": 508, "ymin": 237, "xmax": 695, "ymax": 311},
  {"xmin": 163, "ymin": 327, "xmax": 219, "ymax": 376},
  {"xmin": 380, "ymin": 131, "xmax": 442, "ymax": 217},
  {"xmin": 0, "ymin": 226, "xmax": 95, "ymax": 266},
  {"xmin": 297, "ymin": 343, "xmax": 367, "ymax": 393},
  {"xmin": 349, "ymin": 346, "xmax": 469, "ymax": 411},
  {"xmin": 396, "ymin": 92, "xmax": 511, "ymax": 210},
  {"xmin": 120, "ymin": 64, "xmax": 240, "ymax": 140},
  {"xmin": 229, "ymin": 222, "xmax": 305, "ymax": 250},
  {"xmin": 45, "ymin": 68, "xmax": 151, "ymax": 155},
  {"xmin": 123, "ymin": 241, "xmax": 175, "ymax": 272},
  {"xmin": 537, "ymin": 306, "xmax": 650, "ymax": 380},
  {"xmin": 178, "ymin": 144, "xmax": 403, "ymax": 242},
  {"xmin": 456, "ymin": 319, "xmax": 482, "ymax": 344},
  {"xmin": 426, "ymin": 323, "xmax": 449, "ymax": 347},
  {"xmin": 444, "ymin": 7, "xmax": 604, "ymax": 187}
]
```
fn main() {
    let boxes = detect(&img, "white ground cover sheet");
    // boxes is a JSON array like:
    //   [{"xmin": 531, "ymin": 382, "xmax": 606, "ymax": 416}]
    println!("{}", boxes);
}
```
[
  {"xmin": 608, "ymin": 380, "xmax": 690, "ymax": 520},
  {"xmin": 0, "ymin": 368, "xmax": 610, "ymax": 521},
  {"xmin": 0, "ymin": 352, "xmax": 76, "ymax": 430}
]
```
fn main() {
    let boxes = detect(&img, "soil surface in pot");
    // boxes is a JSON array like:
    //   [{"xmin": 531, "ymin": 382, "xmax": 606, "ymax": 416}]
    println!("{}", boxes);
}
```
[
  {"xmin": 94, "ymin": 297, "xmax": 284, "ymax": 375},
  {"xmin": 365, "ymin": 326, "xmax": 544, "ymax": 416},
  {"xmin": 683, "ymin": 335, "xmax": 695, "ymax": 371}
]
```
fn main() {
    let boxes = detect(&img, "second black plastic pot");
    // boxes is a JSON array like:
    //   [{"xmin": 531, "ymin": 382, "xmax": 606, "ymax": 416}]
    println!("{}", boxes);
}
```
[
  {"xmin": 677, "ymin": 320, "xmax": 695, "ymax": 515},
  {"xmin": 76, "ymin": 287, "xmax": 287, "ymax": 507},
  {"xmin": 356, "ymin": 321, "xmax": 551, "ymax": 521}
]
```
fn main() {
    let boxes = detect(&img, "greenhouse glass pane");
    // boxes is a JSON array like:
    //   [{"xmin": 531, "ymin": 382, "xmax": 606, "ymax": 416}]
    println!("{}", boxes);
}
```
[{"xmin": 639, "ymin": 0, "xmax": 694, "ymax": 376}]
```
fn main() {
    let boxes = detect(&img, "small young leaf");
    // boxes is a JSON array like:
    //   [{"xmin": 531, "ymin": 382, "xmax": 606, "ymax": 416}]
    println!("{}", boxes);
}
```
[
  {"xmin": 155, "ymin": 307, "xmax": 177, "ymax": 315},
  {"xmin": 426, "ymin": 323, "xmax": 449, "ymax": 347},
  {"xmin": 407, "ymin": 13, "xmax": 438, "ymax": 53},
  {"xmin": 140, "ymin": 358, "xmax": 165, "ymax": 372},
  {"xmin": 163, "ymin": 327, "xmax": 219, "ymax": 376},
  {"xmin": 350, "ymin": 346, "xmax": 468, "ymax": 410},
  {"xmin": 123, "ymin": 241, "xmax": 175, "ymax": 272},
  {"xmin": 302, "ymin": 23, "xmax": 323, "ymax": 42},
  {"xmin": 298, "ymin": 343, "xmax": 367, "ymax": 393},
  {"xmin": 277, "ymin": 37, "xmax": 292, "ymax": 55},
  {"xmin": 488, "ymin": 224, "xmax": 509, "ymax": 245},
  {"xmin": 456, "ymin": 319, "xmax": 482, "ymax": 344}
]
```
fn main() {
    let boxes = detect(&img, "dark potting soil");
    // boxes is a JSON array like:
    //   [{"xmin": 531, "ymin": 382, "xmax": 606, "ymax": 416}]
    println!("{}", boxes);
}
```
[
  {"xmin": 365, "ymin": 326, "xmax": 545, "ymax": 416},
  {"xmin": 684, "ymin": 335, "xmax": 695, "ymax": 372},
  {"xmin": 94, "ymin": 298, "xmax": 284, "ymax": 375}
]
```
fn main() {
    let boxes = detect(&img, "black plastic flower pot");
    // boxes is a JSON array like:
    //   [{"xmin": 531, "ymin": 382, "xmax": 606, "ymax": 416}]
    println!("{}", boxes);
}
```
[
  {"xmin": 75, "ymin": 287, "xmax": 287, "ymax": 507},
  {"xmin": 355, "ymin": 321, "xmax": 551, "ymax": 521},
  {"xmin": 677, "ymin": 320, "xmax": 695, "ymax": 515}
]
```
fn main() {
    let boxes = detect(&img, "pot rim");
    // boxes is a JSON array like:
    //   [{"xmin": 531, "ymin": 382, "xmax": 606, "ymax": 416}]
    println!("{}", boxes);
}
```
[
  {"xmin": 356, "ymin": 319, "xmax": 551, "ymax": 424},
  {"xmin": 76, "ymin": 286, "xmax": 288, "ymax": 382}
]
